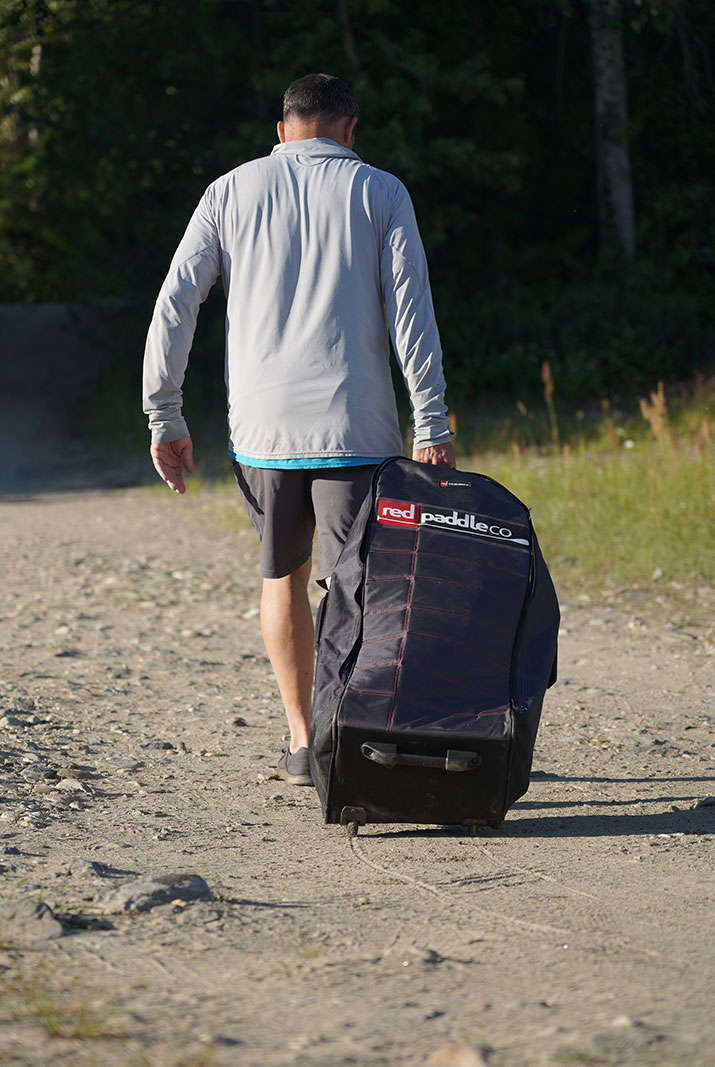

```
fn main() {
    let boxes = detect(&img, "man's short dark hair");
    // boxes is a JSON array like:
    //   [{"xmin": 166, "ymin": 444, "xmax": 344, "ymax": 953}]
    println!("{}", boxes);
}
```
[{"xmin": 283, "ymin": 73, "xmax": 359, "ymax": 123}]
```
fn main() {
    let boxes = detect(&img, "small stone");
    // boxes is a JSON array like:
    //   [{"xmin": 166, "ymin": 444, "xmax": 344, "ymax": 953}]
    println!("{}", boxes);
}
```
[
  {"xmin": 103, "ymin": 757, "xmax": 143, "ymax": 772},
  {"xmin": 7, "ymin": 697, "xmax": 35, "ymax": 713},
  {"xmin": 0, "ymin": 715, "xmax": 25, "ymax": 729},
  {"xmin": 22, "ymin": 764, "xmax": 52, "ymax": 780},
  {"xmin": 427, "ymin": 1042, "xmax": 488, "ymax": 1066},
  {"xmin": 611, "ymin": 1014, "xmax": 634, "ymax": 1029},
  {"xmin": 232, "ymin": 716, "xmax": 249, "ymax": 728},
  {"xmin": 56, "ymin": 778, "xmax": 89, "ymax": 792},
  {"xmin": 241, "ymin": 607, "xmax": 260, "ymax": 619},
  {"xmin": 141, "ymin": 740, "xmax": 175, "ymax": 750},
  {"xmin": 694, "ymin": 796, "xmax": 715, "ymax": 808},
  {"xmin": 68, "ymin": 859, "xmax": 107, "ymax": 877},
  {"xmin": 57, "ymin": 767, "xmax": 93, "ymax": 780}
]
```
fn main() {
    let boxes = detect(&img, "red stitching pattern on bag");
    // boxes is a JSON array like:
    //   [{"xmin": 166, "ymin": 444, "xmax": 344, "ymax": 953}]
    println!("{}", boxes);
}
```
[
  {"xmin": 369, "ymin": 545, "xmax": 528, "ymax": 580},
  {"xmin": 386, "ymin": 526, "xmax": 420, "ymax": 732},
  {"xmin": 351, "ymin": 657, "xmax": 504, "ymax": 699},
  {"xmin": 364, "ymin": 601, "xmax": 512, "ymax": 640},
  {"xmin": 415, "ymin": 574, "xmax": 522, "ymax": 607},
  {"xmin": 365, "ymin": 574, "xmax": 520, "ymax": 609},
  {"xmin": 409, "ymin": 630, "xmax": 509, "ymax": 668},
  {"xmin": 347, "ymin": 687, "xmax": 509, "ymax": 720},
  {"xmin": 361, "ymin": 630, "xmax": 507, "ymax": 669}
]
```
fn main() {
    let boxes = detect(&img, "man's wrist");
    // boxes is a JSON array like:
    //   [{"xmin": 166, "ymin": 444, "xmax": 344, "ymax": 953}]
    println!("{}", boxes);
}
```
[
  {"xmin": 149, "ymin": 419, "xmax": 190, "ymax": 445},
  {"xmin": 412, "ymin": 433, "xmax": 452, "ymax": 449}
]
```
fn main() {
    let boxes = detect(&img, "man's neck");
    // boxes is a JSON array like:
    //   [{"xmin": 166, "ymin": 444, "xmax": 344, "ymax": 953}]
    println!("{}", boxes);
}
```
[{"xmin": 277, "ymin": 116, "xmax": 357, "ymax": 150}]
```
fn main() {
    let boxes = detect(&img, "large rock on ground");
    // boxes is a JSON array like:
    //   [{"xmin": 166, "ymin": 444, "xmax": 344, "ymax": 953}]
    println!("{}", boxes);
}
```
[
  {"xmin": 101, "ymin": 873, "xmax": 212, "ymax": 914},
  {"xmin": 0, "ymin": 899, "xmax": 65, "ymax": 943}
]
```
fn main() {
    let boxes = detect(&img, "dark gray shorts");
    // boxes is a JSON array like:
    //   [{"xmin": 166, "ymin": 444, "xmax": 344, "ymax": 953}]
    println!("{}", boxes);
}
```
[{"xmin": 232, "ymin": 463, "xmax": 378, "ymax": 584}]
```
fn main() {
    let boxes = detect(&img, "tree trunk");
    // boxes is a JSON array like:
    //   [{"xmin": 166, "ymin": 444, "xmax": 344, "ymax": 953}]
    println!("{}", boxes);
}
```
[
  {"xmin": 589, "ymin": 0, "xmax": 636, "ymax": 263},
  {"xmin": 336, "ymin": 0, "xmax": 361, "ymax": 73}
]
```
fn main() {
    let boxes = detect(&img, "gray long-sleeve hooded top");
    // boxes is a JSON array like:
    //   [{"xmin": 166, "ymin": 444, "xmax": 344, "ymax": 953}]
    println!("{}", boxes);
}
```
[{"xmin": 143, "ymin": 138, "xmax": 450, "ymax": 461}]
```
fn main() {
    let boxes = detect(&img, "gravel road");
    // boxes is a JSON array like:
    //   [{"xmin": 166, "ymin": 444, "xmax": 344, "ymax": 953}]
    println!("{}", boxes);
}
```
[{"xmin": 0, "ymin": 480, "xmax": 712, "ymax": 1066}]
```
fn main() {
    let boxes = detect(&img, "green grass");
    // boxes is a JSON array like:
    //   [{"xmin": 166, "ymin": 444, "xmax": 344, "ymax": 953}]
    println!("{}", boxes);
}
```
[
  {"xmin": 0, "ymin": 969, "xmax": 115, "ymax": 1040},
  {"xmin": 470, "ymin": 437, "xmax": 713, "ymax": 593},
  {"xmin": 446, "ymin": 379, "xmax": 714, "ymax": 612}
]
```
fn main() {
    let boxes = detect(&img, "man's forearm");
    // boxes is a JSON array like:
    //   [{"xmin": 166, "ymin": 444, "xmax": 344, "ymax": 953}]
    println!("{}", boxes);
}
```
[
  {"xmin": 380, "ymin": 185, "xmax": 451, "ymax": 448},
  {"xmin": 143, "ymin": 300, "xmax": 194, "ymax": 444}
]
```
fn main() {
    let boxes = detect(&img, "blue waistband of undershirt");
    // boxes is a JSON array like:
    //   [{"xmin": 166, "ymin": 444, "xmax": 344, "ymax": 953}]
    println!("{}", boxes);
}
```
[{"xmin": 229, "ymin": 450, "xmax": 391, "ymax": 470}]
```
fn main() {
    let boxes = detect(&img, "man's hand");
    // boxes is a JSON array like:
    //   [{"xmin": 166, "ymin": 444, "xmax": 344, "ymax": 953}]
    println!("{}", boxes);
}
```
[
  {"xmin": 412, "ymin": 441, "xmax": 456, "ymax": 468},
  {"xmin": 150, "ymin": 436, "xmax": 194, "ymax": 494}
]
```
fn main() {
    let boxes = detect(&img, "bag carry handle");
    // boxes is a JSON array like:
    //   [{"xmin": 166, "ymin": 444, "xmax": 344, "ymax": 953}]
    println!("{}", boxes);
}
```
[{"xmin": 361, "ymin": 741, "xmax": 481, "ymax": 773}]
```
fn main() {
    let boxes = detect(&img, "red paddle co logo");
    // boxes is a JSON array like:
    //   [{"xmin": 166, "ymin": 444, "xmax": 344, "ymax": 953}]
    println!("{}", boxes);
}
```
[{"xmin": 376, "ymin": 499, "xmax": 529, "ymax": 545}]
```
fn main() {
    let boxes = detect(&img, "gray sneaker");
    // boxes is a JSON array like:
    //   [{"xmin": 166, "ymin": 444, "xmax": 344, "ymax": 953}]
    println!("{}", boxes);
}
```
[{"xmin": 277, "ymin": 747, "xmax": 313, "ymax": 786}]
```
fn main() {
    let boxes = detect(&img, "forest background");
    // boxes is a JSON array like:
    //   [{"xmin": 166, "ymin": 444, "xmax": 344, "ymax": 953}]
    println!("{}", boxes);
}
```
[{"xmin": 2, "ymin": 0, "xmax": 714, "ymax": 409}]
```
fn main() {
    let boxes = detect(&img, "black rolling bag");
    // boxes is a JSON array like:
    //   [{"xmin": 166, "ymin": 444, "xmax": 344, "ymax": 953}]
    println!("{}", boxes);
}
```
[{"xmin": 309, "ymin": 457, "xmax": 559, "ymax": 832}]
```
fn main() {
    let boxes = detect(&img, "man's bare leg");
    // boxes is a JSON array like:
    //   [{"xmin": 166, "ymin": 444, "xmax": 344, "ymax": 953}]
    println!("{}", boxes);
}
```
[{"xmin": 260, "ymin": 557, "xmax": 314, "ymax": 753}]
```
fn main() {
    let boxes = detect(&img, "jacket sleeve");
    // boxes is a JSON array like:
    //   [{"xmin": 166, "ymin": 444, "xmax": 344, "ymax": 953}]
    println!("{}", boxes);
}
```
[
  {"xmin": 380, "ymin": 181, "xmax": 451, "ymax": 448},
  {"xmin": 142, "ymin": 190, "xmax": 221, "ymax": 443}
]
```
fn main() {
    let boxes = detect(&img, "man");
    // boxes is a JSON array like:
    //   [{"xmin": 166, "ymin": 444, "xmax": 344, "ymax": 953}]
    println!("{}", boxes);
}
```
[{"xmin": 143, "ymin": 73, "xmax": 454, "ymax": 786}]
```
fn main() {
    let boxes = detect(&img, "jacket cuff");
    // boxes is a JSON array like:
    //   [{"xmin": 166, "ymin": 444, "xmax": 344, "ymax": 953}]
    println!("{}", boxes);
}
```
[
  {"xmin": 412, "ymin": 428, "xmax": 453, "ymax": 449},
  {"xmin": 148, "ymin": 416, "xmax": 190, "ymax": 444}
]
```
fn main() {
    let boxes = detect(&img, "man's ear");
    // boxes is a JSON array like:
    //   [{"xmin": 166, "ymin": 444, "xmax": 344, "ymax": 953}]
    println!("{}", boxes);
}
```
[
  {"xmin": 345, "ymin": 116, "xmax": 358, "ymax": 148},
  {"xmin": 277, "ymin": 120, "xmax": 286, "ymax": 143}
]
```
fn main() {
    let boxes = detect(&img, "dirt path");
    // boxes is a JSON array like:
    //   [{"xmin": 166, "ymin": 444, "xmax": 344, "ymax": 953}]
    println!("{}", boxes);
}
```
[{"xmin": 0, "ymin": 485, "xmax": 713, "ymax": 1066}]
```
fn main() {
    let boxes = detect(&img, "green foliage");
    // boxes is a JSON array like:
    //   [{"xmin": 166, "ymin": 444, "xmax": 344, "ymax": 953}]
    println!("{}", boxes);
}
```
[{"xmin": 0, "ymin": 0, "xmax": 714, "ymax": 398}]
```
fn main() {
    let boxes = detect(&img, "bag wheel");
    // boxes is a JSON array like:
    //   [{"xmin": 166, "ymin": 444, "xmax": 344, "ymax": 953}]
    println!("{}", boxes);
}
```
[{"xmin": 340, "ymin": 806, "xmax": 366, "ymax": 835}]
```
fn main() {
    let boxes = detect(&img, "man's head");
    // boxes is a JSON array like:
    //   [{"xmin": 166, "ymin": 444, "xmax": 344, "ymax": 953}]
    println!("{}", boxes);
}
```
[{"xmin": 278, "ymin": 73, "xmax": 359, "ymax": 149}]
